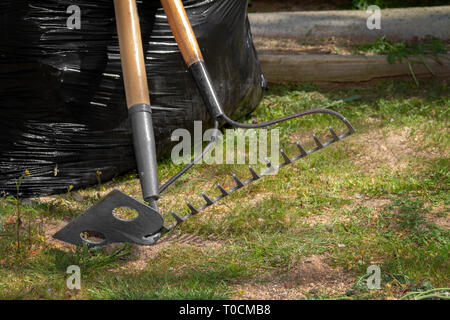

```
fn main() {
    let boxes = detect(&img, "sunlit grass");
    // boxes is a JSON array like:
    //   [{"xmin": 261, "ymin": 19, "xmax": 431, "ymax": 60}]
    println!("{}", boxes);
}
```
[{"xmin": 0, "ymin": 79, "xmax": 448, "ymax": 300}]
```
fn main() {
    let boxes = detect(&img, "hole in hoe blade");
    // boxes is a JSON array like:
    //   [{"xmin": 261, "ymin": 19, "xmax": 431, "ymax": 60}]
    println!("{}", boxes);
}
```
[
  {"xmin": 80, "ymin": 231, "xmax": 106, "ymax": 245},
  {"xmin": 112, "ymin": 206, "xmax": 139, "ymax": 221}
]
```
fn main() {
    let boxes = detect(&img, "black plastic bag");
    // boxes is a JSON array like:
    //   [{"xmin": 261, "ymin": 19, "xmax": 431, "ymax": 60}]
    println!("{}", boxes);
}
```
[{"xmin": 0, "ymin": 0, "xmax": 265, "ymax": 197}]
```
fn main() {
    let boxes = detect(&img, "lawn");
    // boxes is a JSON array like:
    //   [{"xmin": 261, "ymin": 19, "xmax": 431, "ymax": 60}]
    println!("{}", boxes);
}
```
[{"xmin": 0, "ymin": 78, "xmax": 448, "ymax": 300}]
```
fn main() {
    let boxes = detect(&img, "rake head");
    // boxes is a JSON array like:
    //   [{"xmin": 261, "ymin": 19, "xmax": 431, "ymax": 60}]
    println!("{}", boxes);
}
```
[{"xmin": 165, "ymin": 125, "xmax": 355, "ymax": 231}]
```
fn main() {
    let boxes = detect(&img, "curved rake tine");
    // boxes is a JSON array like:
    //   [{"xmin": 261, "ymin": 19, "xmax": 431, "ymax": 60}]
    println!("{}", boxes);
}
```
[
  {"xmin": 312, "ymin": 134, "xmax": 324, "ymax": 149},
  {"xmin": 329, "ymin": 127, "xmax": 340, "ymax": 142},
  {"xmin": 264, "ymin": 158, "xmax": 277, "ymax": 173},
  {"xmin": 202, "ymin": 193, "xmax": 214, "ymax": 206},
  {"xmin": 296, "ymin": 142, "xmax": 308, "ymax": 157},
  {"xmin": 232, "ymin": 174, "xmax": 245, "ymax": 188},
  {"xmin": 280, "ymin": 149, "xmax": 292, "ymax": 164},
  {"xmin": 186, "ymin": 201, "xmax": 199, "ymax": 215},
  {"xmin": 248, "ymin": 166, "xmax": 260, "ymax": 180},
  {"xmin": 217, "ymin": 184, "xmax": 229, "ymax": 197},
  {"xmin": 171, "ymin": 211, "xmax": 185, "ymax": 224}
]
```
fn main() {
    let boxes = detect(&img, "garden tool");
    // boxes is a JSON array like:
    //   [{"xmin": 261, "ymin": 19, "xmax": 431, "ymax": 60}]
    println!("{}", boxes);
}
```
[{"xmin": 54, "ymin": 0, "xmax": 355, "ymax": 248}]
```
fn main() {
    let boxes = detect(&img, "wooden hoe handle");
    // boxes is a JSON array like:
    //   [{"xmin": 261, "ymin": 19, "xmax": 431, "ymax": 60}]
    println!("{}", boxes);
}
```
[
  {"xmin": 114, "ymin": 0, "xmax": 159, "ymax": 204},
  {"xmin": 114, "ymin": 0, "xmax": 151, "ymax": 108}
]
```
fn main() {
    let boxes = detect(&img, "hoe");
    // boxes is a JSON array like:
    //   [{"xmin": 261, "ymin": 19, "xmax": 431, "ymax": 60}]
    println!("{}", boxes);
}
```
[{"xmin": 54, "ymin": 0, "xmax": 355, "ymax": 247}]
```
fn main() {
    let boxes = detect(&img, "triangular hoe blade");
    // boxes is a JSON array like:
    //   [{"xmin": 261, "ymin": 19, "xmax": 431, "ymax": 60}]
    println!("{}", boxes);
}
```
[{"xmin": 53, "ymin": 190, "xmax": 164, "ymax": 248}]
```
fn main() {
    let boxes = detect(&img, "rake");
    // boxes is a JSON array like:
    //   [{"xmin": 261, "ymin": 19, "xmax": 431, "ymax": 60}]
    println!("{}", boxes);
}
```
[{"xmin": 54, "ymin": 0, "xmax": 355, "ymax": 248}]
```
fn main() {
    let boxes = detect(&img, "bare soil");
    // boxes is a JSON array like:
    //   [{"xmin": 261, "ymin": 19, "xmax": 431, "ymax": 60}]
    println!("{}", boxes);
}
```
[
  {"xmin": 253, "ymin": 37, "xmax": 357, "ymax": 55},
  {"xmin": 231, "ymin": 254, "xmax": 354, "ymax": 299},
  {"xmin": 427, "ymin": 204, "xmax": 450, "ymax": 230},
  {"xmin": 112, "ymin": 232, "xmax": 224, "ymax": 272},
  {"xmin": 350, "ymin": 127, "xmax": 417, "ymax": 173}
]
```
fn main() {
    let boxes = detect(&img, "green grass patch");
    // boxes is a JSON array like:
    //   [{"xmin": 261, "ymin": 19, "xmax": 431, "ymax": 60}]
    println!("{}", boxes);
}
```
[{"xmin": 0, "ymin": 78, "xmax": 448, "ymax": 300}]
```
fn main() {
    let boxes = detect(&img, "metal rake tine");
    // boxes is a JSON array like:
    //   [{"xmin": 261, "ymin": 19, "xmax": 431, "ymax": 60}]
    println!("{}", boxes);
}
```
[
  {"xmin": 264, "ymin": 157, "xmax": 273, "ymax": 168},
  {"xmin": 313, "ymin": 134, "xmax": 324, "ymax": 149},
  {"xmin": 217, "ymin": 183, "xmax": 229, "ymax": 197},
  {"xmin": 232, "ymin": 173, "xmax": 245, "ymax": 188},
  {"xmin": 171, "ymin": 211, "xmax": 185, "ymax": 224},
  {"xmin": 264, "ymin": 157, "xmax": 277, "ymax": 174},
  {"xmin": 329, "ymin": 127, "xmax": 340, "ymax": 141},
  {"xmin": 296, "ymin": 142, "xmax": 308, "ymax": 157},
  {"xmin": 280, "ymin": 149, "xmax": 292, "ymax": 164},
  {"xmin": 186, "ymin": 201, "xmax": 199, "ymax": 215},
  {"xmin": 248, "ymin": 166, "xmax": 260, "ymax": 180},
  {"xmin": 201, "ymin": 192, "xmax": 214, "ymax": 206}
]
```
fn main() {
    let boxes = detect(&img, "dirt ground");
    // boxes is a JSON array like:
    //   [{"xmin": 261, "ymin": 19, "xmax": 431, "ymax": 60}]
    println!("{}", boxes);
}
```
[
  {"xmin": 253, "ymin": 37, "xmax": 357, "ymax": 55},
  {"xmin": 231, "ymin": 254, "xmax": 355, "ymax": 299}
]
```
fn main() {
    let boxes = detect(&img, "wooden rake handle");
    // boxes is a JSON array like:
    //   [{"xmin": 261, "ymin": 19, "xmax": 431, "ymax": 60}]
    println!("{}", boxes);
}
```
[
  {"xmin": 160, "ymin": 0, "xmax": 205, "ymax": 67},
  {"xmin": 160, "ymin": 0, "xmax": 224, "ymax": 120}
]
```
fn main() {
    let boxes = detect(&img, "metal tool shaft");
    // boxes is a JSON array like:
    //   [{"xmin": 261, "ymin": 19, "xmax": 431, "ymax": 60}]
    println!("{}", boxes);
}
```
[{"xmin": 114, "ymin": 0, "xmax": 159, "ymax": 206}]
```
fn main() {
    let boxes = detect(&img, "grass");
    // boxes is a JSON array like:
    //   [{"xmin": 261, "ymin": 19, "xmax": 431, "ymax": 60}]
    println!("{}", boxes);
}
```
[
  {"xmin": 0, "ymin": 78, "xmax": 448, "ymax": 300},
  {"xmin": 357, "ymin": 36, "xmax": 447, "ymax": 58}
]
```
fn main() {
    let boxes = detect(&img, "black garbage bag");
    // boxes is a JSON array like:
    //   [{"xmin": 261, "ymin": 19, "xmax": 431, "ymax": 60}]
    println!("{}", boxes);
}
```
[{"xmin": 0, "ymin": 0, "xmax": 265, "ymax": 197}]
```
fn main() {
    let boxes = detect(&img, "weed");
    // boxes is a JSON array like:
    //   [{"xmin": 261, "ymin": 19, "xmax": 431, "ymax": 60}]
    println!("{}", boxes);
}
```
[{"xmin": 357, "ymin": 36, "xmax": 448, "ymax": 86}]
